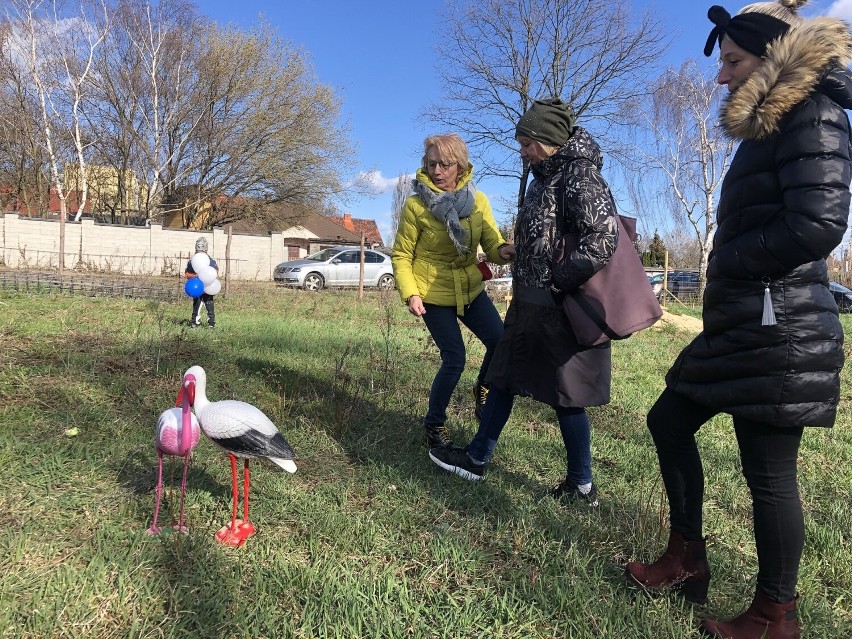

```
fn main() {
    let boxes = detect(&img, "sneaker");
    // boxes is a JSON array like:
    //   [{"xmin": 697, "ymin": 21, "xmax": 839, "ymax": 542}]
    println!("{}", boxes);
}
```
[
  {"xmin": 429, "ymin": 446, "xmax": 486, "ymax": 481},
  {"xmin": 550, "ymin": 478, "xmax": 599, "ymax": 506},
  {"xmin": 473, "ymin": 380, "xmax": 489, "ymax": 420},
  {"xmin": 424, "ymin": 423, "xmax": 454, "ymax": 449},
  {"xmin": 207, "ymin": 325, "xmax": 215, "ymax": 330},
  {"xmin": 189, "ymin": 322, "xmax": 200, "ymax": 329}
]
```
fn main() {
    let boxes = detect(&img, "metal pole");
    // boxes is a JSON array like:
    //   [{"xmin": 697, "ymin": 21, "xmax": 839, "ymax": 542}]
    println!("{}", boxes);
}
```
[{"xmin": 358, "ymin": 232, "xmax": 365, "ymax": 300}]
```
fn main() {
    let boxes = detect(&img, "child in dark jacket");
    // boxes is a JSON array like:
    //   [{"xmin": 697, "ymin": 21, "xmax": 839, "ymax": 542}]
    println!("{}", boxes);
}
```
[{"xmin": 185, "ymin": 237, "xmax": 218, "ymax": 328}]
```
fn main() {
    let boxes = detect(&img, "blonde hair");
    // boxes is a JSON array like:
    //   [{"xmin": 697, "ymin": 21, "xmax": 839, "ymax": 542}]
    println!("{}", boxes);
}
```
[
  {"xmin": 422, "ymin": 133, "xmax": 470, "ymax": 176},
  {"xmin": 535, "ymin": 141, "xmax": 560, "ymax": 158},
  {"xmin": 737, "ymin": 0, "xmax": 807, "ymax": 25}
]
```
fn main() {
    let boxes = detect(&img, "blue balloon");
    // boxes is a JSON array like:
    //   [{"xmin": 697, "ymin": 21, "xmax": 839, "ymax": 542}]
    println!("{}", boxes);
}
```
[{"xmin": 184, "ymin": 277, "xmax": 204, "ymax": 298}]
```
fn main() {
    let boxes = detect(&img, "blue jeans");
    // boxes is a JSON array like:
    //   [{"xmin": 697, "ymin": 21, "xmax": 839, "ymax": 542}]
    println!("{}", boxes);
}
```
[
  {"xmin": 467, "ymin": 385, "xmax": 593, "ymax": 485},
  {"xmin": 421, "ymin": 292, "xmax": 504, "ymax": 426}
]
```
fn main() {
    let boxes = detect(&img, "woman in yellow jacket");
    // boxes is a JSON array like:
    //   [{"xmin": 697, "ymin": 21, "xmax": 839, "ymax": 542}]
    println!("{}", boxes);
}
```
[{"xmin": 392, "ymin": 133, "xmax": 515, "ymax": 449}]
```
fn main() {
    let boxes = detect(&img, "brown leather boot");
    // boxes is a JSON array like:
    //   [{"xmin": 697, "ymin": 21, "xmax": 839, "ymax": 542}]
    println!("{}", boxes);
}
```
[
  {"xmin": 700, "ymin": 589, "xmax": 799, "ymax": 639},
  {"xmin": 625, "ymin": 530, "xmax": 711, "ymax": 604}
]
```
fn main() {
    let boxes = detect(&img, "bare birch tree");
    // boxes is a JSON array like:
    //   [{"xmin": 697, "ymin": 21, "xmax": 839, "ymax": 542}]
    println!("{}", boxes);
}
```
[
  {"xmin": 388, "ymin": 173, "xmax": 412, "ymax": 246},
  {"xmin": 635, "ymin": 60, "xmax": 736, "ymax": 292},
  {"xmin": 3, "ymin": 0, "xmax": 354, "ymax": 231},
  {"xmin": 429, "ymin": 0, "xmax": 667, "ymax": 207},
  {"xmin": 10, "ymin": 0, "xmax": 71, "ymax": 269},
  {"xmin": 6, "ymin": 0, "xmax": 109, "ymax": 273},
  {"xmin": 87, "ymin": 4, "xmax": 351, "ymax": 228},
  {"xmin": 53, "ymin": 0, "xmax": 109, "ymax": 222},
  {"xmin": 121, "ymin": 0, "xmax": 208, "ymax": 220},
  {"xmin": 0, "ymin": 21, "xmax": 50, "ymax": 215}
]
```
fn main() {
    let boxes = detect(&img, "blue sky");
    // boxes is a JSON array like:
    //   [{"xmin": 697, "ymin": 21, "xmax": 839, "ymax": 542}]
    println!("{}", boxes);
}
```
[{"xmin": 197, "ymin": 0, "xmax": 851, "ymax": 245}]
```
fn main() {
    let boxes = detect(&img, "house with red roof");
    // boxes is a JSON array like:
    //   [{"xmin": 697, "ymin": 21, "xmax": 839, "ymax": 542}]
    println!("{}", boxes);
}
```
[{"xmin": 336, "ymin": 213, "xmax": 384, "ymax": 247}]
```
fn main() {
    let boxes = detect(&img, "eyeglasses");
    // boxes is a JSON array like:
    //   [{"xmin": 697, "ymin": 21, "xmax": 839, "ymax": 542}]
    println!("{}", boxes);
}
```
[{"xmin": 426, "ymin": 160, "xmax": 455, "ymax": 171}]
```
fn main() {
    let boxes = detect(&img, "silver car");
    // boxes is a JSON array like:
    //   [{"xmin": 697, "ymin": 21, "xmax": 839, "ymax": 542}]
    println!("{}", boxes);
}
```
[{"xmin": 273, "ymin": 246, "xmax": 395, "ymax": 291}]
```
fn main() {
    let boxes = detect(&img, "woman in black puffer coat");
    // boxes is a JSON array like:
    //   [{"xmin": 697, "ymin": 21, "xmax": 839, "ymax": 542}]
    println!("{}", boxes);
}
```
[{"xmin": 626, "ymin": 2, "xmax": 852, "ymax": 638}]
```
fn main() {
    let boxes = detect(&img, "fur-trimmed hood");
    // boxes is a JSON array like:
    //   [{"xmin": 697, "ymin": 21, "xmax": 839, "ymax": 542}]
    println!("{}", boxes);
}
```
[{"xmin": 722, "ymin": 16, "xmax": 852, "ymax": 140}]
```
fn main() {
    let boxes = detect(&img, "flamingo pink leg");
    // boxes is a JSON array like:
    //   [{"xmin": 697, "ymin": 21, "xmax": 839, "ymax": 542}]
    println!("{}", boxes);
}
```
[
  {"xmin": 174, "ymin": 452, "xmax": 192, "ymax": 534},
  {"xmin": 147, "ymin": 451, "xmax": 165, "ymax": 535}
]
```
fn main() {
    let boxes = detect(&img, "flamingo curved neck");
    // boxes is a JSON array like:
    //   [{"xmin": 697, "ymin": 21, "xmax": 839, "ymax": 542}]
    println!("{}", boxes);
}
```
[{"xmin": 180, "ymin": 397, "xmax": 192, "ymax": 454}]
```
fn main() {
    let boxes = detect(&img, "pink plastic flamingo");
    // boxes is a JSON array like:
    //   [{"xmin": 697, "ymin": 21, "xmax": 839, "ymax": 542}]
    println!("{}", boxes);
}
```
[
  {"xmin": 148, "ymin": 372, "xmax": 201, "ymax": 534},
  {"xmin": 179, "ymin": 365, "xmax": 297, "ymax": 547}
]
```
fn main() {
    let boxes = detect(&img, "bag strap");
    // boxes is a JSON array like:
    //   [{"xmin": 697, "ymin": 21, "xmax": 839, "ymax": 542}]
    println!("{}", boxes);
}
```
[{"xmin": 571, "ymin": 292, "xmax": 623, "ymax": 340}]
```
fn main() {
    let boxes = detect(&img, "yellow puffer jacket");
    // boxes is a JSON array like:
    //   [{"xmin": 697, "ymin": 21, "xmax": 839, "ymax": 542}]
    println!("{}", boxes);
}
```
[{"xmin": 392, "ymin": 166, "xmax": 508, "ymax": 315}]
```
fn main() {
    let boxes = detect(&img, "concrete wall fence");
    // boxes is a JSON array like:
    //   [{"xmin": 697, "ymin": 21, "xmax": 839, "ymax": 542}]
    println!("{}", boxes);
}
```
[{"xmin": 0, "ymin": 213, "xmax": 311, "ymax": 281}]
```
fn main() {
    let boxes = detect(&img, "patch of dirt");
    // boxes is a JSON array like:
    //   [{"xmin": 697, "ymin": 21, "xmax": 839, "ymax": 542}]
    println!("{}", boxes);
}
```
[{"xmin": 654, "ymin": 310, "xmax": 703, "ymax": 333}]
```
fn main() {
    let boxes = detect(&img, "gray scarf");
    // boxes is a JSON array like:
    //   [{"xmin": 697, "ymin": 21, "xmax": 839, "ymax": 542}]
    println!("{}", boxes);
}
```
[{"xmin": 413, "ymin": 180, "xmax": 476, "ymax": 255}]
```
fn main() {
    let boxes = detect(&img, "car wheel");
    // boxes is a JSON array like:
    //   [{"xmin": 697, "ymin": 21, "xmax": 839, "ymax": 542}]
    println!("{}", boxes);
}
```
[
  {"xmin": 377, "ymin": 274, "xmax": 395, "ymax": 290},
  {"xmin": 303, "ymin": 272, "xmax": 324, "ymax": 291}
]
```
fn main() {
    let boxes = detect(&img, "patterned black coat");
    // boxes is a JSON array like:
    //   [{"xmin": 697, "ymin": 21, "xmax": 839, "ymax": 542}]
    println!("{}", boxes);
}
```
[
  {"xmin": 485, "ymin": 127, "xmax": 618, "ymax": 408},
  {"xmin": 512, "ymin": 126, "xmax": 619, "ymax": 292},
  {"xmin": 667, "ymin": 17, "xmax": 852, "ymax": 427}
]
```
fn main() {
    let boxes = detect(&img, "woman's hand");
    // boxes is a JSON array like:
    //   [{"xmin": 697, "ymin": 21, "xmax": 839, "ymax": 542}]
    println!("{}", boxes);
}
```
[
  {"xmin": 498, "ymin": 244, "xmax": 516, "ymax": 260},
  {"xmin": 408, "ymin": 295, "xmax": 426, "ymax": 317}
]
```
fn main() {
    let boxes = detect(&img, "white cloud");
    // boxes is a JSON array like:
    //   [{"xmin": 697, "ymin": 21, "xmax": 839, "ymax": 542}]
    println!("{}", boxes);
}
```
[
  {"xmin": 827, "ymin": 0, "xmax": 852, "ymax": 21},
  {"xmin": 357, "ymin": 170, "xmax": 410, "ymax": 196}
]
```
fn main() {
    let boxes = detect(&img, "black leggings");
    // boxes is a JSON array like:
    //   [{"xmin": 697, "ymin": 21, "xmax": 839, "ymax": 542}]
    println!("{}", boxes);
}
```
[{"xmin": 647, "ymin": 388, "xmax": 804, "ymax": 602}]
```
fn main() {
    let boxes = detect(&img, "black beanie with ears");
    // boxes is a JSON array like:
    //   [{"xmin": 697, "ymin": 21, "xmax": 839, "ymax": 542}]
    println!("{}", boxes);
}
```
[{"xmin": 704, "ymin": 4, "xmax": 792, "ymax": 57}]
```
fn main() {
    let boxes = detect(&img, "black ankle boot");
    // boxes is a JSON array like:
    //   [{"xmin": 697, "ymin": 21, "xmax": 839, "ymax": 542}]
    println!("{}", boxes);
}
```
[
  {"xmin": 424, "ymin": 423, "xmax": 453, "ymax": 449},
  {"xmin": 473, "ymin": 380, "xmax": 489, "ymax": 420}
]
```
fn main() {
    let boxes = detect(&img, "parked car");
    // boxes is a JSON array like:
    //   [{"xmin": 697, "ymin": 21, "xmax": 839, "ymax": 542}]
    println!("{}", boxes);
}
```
[
  {"xmin": 647, "ymin": 273, "xmax": 665, "ymax": 299},
  {"xmin": 486, "ymin": 273, "xmax": 513, "ymax": 300},
  {"xmin": 667, "ymin": 270, "xmax": 700, "ymax": 298},
  {"xmin": 273, "ymin": 246, "xmax": 395, "ymax": 291},
  {"xmin": 830, "ymin": 281, "xmax": 852, "ymax": 312}
]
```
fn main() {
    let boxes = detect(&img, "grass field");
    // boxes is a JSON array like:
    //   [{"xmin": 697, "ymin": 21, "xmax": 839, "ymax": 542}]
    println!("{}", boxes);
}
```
[{"xmin": 0, "ymin": 282, "xmax": 850, "ymax": 638}]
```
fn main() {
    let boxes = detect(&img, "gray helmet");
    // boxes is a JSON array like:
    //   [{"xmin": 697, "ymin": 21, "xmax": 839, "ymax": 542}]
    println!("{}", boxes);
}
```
[{"xmin": 195, "ymin": 237, "xmax": 208, "ymax": 252}]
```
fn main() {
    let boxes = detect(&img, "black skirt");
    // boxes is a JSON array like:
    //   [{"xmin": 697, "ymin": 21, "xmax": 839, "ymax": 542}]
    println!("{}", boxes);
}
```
[{"xmin": 485, "ymin": 286, "xmax": 611, "ymax": 408}]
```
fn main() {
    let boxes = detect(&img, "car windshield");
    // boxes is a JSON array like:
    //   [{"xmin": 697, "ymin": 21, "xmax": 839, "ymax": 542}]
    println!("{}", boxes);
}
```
[{"xmin": 307, "ymin": 248, "xmax": 343, "ymax": 262}]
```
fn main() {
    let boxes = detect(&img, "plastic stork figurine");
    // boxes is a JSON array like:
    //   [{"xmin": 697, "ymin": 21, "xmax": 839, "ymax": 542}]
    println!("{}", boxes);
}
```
[
  {"xmin": 179, "ymin": 365, "xmax": 297, "ymax": 547},
  {"xmin": 148, "ymin": 374, "xmax": 201, "ymax": 534}
]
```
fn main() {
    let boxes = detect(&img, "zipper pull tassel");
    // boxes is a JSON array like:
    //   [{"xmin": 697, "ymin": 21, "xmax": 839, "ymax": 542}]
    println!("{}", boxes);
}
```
[{"xmin": 762, "ymin": 278, "xmax": 777, "ymax": 326}]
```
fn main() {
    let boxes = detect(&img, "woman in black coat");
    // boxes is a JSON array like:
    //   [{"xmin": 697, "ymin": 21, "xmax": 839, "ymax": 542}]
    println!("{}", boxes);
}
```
[
  {"xmin": 427, "ymin": 99, "xmax": 617, "ymax": 505},
  {"xmin": 626, "ymin": 2, "xmax": 852, "ymax": 637}
]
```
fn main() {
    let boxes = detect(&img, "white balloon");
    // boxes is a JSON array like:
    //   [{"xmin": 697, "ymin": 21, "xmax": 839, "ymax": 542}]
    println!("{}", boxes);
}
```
[
  {"xmin": 204, "ymin": 279, "xmax": 221, "ymax": 295},
  {"xmin": 191, "ymin": 253, "xmax": 211, "ymax": 272},
  {"xmin": 197, "ymin": 265, "xmax": 218, "ymax": 285}
]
